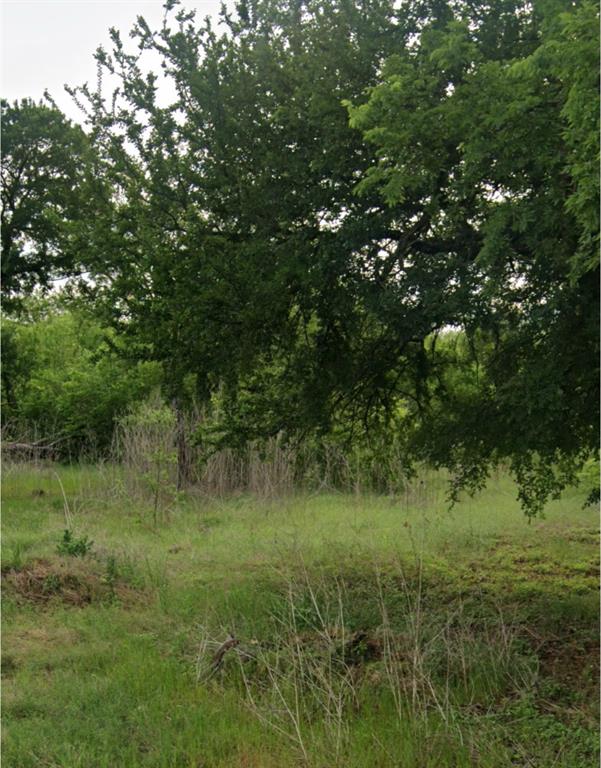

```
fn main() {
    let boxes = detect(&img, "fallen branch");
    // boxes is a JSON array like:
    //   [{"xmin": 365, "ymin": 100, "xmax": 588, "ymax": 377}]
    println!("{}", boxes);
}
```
[
  {"xmin": 2, "ymin": 436, "xmax": 69, "ymax": 453},
  {"xmin": 3, "ymin": 442, "xmax": 57, "ymax": 452},
  {"xmin": 211, "ymin": 634, "xmax": 240, "ymax": 671}
]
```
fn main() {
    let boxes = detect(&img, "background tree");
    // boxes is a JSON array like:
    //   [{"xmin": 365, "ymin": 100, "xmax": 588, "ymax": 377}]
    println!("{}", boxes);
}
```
[
  {"xmin": 1, "ymin": 298, "xmax": 162, "ymax": 456},
  {"xmin": 1, "ymin": 99, "xmax": 93, "ymax": 309}
]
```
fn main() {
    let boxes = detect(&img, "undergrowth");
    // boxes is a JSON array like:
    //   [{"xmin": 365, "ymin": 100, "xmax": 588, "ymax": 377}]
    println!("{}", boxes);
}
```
[{"xmin": 2, "ymin": 463, "xmax": 598, "ymax": 767}]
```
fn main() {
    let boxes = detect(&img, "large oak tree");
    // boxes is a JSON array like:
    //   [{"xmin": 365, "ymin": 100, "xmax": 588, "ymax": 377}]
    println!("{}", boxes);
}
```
[{"xmin": 68, "ymin": 0, "xmax": 598, "ymax": 509}]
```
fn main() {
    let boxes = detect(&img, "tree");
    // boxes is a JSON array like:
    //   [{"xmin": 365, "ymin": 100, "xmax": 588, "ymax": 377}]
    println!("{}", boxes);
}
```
[
  {"xmin": 1, "ymin": 99, "xmax": 92, "ymax": 308},
  {"xmin": 69, "ymin": 0, "xmax": 410, "ymax": 477},
  {"xmin": 345, "ymin": 0, "xmax": 600, "ymax": 510},
  {"xmin": 72, "ymin": 0, "xmax": 598, "ymax": 510}
]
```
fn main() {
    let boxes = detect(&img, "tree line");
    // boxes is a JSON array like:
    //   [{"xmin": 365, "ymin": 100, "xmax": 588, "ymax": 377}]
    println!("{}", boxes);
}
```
[{"xmin": 1, "ymin": 0, "xmax": 599, "ymax": 512}]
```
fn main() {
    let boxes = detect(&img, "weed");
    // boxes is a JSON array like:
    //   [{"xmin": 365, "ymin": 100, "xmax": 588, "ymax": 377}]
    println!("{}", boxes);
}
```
[
  {"xmin": 57, "ymin": 529, "xmax": 94, "ymax": 558},
  {"xmin": 5, "ymin": 540, "xmax": 34, "ymax": 570},
  {"xmin": 42, "ymin": 573, "xmax": 61, "ymax": 594},
  {"xmin": 102, "ymin": 556, "xmax": 118, "ymax": 603},
  {"xmin": 144, "ymin": 557, "xmax": 170, "ymax": 612}
]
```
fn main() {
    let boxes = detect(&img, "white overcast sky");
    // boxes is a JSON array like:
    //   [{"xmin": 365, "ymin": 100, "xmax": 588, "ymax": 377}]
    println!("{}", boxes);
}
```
[{"xmin": 1, "ymin": 0, "xmax": 225, "ymax": 123}]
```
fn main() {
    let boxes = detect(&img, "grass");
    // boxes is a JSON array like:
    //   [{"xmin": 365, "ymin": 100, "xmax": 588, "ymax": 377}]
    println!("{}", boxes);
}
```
[{"xmin": 2, "ymin": 462, "xmax": 599, "ymax": 767}]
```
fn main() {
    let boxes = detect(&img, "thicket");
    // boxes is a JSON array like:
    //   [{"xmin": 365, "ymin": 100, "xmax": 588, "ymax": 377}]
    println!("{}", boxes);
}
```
[
  {"xmin": 1, "ymin": 301, "xmax": 416, "ymax": 494},
  {"xmin": 1, "ymin": 301, "xmax": 161, "ymax": 457},
  {"xmin": 3, "ymin": 303, "xmax": 598, "ymax": 507}
]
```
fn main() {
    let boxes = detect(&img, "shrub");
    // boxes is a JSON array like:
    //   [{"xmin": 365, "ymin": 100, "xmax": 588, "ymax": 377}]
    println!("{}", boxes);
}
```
[
  {"xmin": 2, "ymin": 303, "xmax": 162, "ymax": 458},
  {"xmin": 114, "ymin": 394, "xmax": 180, "ymax": 524},
  {"xmin": 57, "ymin": 529, "xmax": 94, "ymax": 557}
]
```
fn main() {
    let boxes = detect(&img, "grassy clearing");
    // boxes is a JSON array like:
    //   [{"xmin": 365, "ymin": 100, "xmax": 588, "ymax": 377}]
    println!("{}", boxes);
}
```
[{"xmin": 2, "ymin": 463, "xmax": 599, "ymax": 767}]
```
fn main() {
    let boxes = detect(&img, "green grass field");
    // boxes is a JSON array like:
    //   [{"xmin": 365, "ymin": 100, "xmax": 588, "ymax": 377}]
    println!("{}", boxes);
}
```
[{"xmin": 2, "ymin": 463, "xmax": 599, "ymax": 767}]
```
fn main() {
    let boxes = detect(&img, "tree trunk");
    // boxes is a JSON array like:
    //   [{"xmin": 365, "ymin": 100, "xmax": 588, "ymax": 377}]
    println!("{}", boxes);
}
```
[{"xmin": 173, "ymin": 398, "xmax": 192, "ymax": 491}]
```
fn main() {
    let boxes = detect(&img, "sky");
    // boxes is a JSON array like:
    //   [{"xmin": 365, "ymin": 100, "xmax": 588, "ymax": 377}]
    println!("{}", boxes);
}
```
[{"xmin": 1, "ymin": 0, "xmax": 225, "ymax": 123}]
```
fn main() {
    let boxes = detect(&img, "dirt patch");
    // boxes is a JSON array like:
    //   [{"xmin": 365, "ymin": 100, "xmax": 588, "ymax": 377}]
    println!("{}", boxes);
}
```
[
  {"xmin": 538, "ymin": 636, "xmax": 600, "ymax": 687},
  {"xmin": 565, "ymin": 528, "xmax": 600, "ymax": 544},
  {"xmin": 1, "ymin": 654, "xmax": 17, "ymax": 677},
  {"xmin": 2, "ymin": 558, "xmax": 143, "ymax": 607}
]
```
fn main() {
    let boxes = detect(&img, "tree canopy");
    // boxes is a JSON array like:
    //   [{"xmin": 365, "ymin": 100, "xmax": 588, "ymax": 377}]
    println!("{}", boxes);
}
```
[
  {"xmin": 1, "ymin": 99, "xmax": 93, "ymax": 308},
  {"xmin": 345, "ymin": 0, "xmax": 600, "ymax": 509},
  {"xmin": 3, "ymin": 0, "xmax": 598, "ymax": 512}
]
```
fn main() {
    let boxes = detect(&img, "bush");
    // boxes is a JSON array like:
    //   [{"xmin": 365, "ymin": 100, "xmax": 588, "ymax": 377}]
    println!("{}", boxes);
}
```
[
  {"xmin": 1, "ymin": 302, "xmax": 162, "ymax": 457},
  {"xmin": 115, "ymin": 394, "xmax": 180, "ymax": 524},
  {"xmin": 57, "ymin": 529, "xmax": 94, "ymax": 558},
  {"xmin": 578, "ymin": 456, "xmax": 600, "ymax": 506}
]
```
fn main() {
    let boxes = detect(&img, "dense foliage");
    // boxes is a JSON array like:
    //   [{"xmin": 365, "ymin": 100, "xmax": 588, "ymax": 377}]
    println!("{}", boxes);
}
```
[
  {"xmin": 1, "ymin": 0, "xmax": 598, "ymax": 511},
  {"xmin": 0, "ymin": 99, "xmax": 94, "ymax": 309},
  {"xmin": 1, "ymin": 303, "xmax": 161, "ymax": 456},
  {"xmin": 345, "ymin": 0, "xmax": 600, "ymax": 509}
]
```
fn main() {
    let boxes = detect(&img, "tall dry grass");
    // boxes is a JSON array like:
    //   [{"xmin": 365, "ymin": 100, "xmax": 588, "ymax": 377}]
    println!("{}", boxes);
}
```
[
  {"xmin": 5, "ymin": 396, "xmax": 445, "ymax": 514},
  {"xmin": 195, "ymin": 562, "xmax": 535, "ymax": 765},
  {"xmin": 112, "ymin": 396, "xmax": 421, "ymax": 502}
]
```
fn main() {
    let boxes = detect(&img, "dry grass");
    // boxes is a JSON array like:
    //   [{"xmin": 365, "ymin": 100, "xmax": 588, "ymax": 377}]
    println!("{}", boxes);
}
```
[
  {"xmin": 2, "ymin": 555, "xmax": 145, "ymax": 608},
  {"xmin": 193, "ymin": 560, "xmax": 540, "ymax": 766},
  {"xmin": 111, "ymin": 397, "xmax": 435, "ymax": 505}
]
